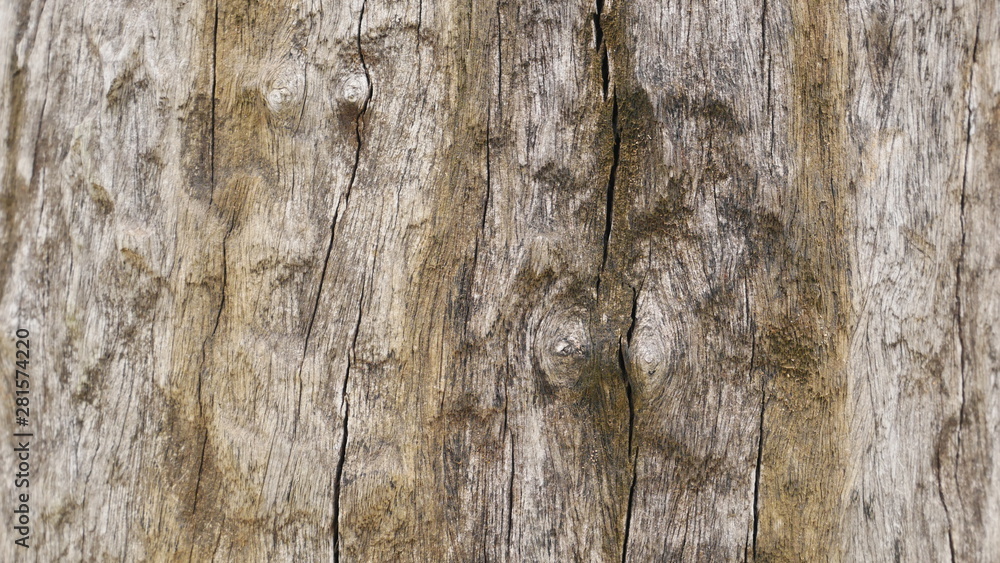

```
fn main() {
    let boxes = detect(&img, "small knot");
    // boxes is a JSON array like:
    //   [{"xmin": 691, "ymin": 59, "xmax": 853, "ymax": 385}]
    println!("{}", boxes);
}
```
[
  {"xmin": 342, "ymin": 72, "xmax": 369, "ymax": 106},
  {"xmin": 263, "ymin": 66, "xmax": 304, "ymax": 115},
  {"xmin": 553, "ymin": 334, "xmax": 585, "ymax": 357},
  {"xmin": 627, "ymin": 329, "xmax": 665, "ymax": 379},
  {"xmin": 535, "ymin": 306, "xmax": 591, "ymax": 386},
  {"xmin": 266, "ymin": 86, "xmax": 294, "ymax": 110}
]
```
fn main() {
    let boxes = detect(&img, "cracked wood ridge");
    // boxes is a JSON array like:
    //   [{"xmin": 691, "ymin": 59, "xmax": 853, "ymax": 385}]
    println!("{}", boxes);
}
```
[{"xmin": 1, "ymin": 0, "xmax": 998, "ymax": 561}]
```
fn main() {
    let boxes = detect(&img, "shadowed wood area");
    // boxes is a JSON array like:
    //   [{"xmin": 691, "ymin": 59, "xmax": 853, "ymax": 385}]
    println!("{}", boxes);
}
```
[{"xmin": 0, "ymin": 0, "xmax": 997, "ymax": 560}]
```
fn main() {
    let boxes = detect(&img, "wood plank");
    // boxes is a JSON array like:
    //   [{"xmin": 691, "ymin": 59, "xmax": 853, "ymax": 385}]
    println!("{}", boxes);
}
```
[{"xmin": 0, "ymin": 0, "xmax": 997, "ymax": 560}]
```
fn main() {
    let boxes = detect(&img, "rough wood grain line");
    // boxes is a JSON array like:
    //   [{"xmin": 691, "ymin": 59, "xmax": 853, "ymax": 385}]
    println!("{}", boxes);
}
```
[
  {"xmin": 0, "ymin": 0, "xmax": 222, "ymax": 559},
  {"xmin": 841, "ymin": 0, "xmax": 989, "ymax": 561},
  {"xmin": 0, "ymin": 0, "xmax": 34, "ymax": 296},
  {"xmin": 0, "ymin": 0, "xmax": 365, "ymax": 558},
  {"xmin": 490, "ymin": 0, "xmax": 635, "ymax": 559},
  {"xmin": 328, "ymin": 0, "xmax": 508, "ymax": 558},
  {"xmin": 606, "ymin": 0, "xmax": 766, "ymax": 558},
  {"xmin": 167, "ymin": 0, "xmax": 364, "ymax": 558},
  {"xmin": 754, "ymin": 0, "xmax": 853, "ymax": 559},
  {"xmin": 952, "ymin": 0, "xmax": 999, "ymax": 557}
]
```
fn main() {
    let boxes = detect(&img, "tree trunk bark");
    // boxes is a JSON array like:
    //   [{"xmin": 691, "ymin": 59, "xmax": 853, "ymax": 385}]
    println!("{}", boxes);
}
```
[{"xmin": 1, "ymin": 0, "xmax": 997, "ymax": 560}]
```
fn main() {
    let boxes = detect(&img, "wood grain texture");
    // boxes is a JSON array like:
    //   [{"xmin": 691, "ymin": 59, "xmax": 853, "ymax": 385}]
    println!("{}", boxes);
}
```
[{"xmin": 1, "ymin": 0, "xmax": 997, "ymax": 561}]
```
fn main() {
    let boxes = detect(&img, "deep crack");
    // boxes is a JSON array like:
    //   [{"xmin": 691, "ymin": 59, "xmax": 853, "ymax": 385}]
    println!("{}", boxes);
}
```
[
  {"xmin": 333, "ymin": 401, "xmax": 350, "ymax": 563},
  {"xmin": 751, "ymin": 349, "xmax": 764, "ymax": 559},
  {"xmin": 622, "ymin": 451, "xmax": 637, "ymax": 563},
  {"xmin": 506, "ymin": 435, "xmax": 516, "ymax": 557},
  {"xmin": 334, "ymin": 286, "xmax": 365, "ymax": 562},
  {"xmin": 954, "ymin": 19, "xmax": 978, "ymax": 492},
  {"xmin": 594, "ymin": 0, "xmax": 610, "ymax": 99},
  {"xmin": 303, "ymin": 0, "xmax": 373, "ymax": 356},
  {"xmin": 209, "ymin": 0, "xmax": 219, "ymax": 205},
  {"xmin": 597, "ymin": 94, "xmax": 620, "ymax": 297},
  {"xmin": 331, "ymin": 5, "xmax": 372, "ymax": 560}
]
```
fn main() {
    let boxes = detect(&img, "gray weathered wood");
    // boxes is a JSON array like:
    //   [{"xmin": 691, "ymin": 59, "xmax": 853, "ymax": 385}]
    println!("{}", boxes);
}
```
[{"xmin": 1, "ymin": 0, "xmax": 997, "ymax": 560}]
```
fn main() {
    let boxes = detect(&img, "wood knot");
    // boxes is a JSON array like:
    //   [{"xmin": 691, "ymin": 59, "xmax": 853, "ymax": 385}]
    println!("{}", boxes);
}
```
[
  {"xmin": 262, "ymin": 65, "xmax": 304, "ymax": 119},
  {"xmin": 265, "ymin": 85, "xmax": 295, "ymax": 111},
  {"xmin": 627, "ymin": 335, "xmax": 664, "ymax": 380},
  {"xmin": 341, "ymin": 72, "xmax": 370, "ymax": 107},
  {"xmin": 534, "ymin": 306, "xmax": 591, "ymax": 386},
  {"xmin": 621, "ymin": 308, "xmax": 665, "ymax": 388}
]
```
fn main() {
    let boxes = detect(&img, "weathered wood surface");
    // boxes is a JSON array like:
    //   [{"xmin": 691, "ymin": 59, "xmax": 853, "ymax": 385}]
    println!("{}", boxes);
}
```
[{"xmin": 1, "ymin": 0, "xmax": 997, "ymax": 560}]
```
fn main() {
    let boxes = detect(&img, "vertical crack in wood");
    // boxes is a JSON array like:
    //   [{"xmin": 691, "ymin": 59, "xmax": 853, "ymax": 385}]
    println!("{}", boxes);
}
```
[
  {"xmin": 501, "ymin": 342, "xmax": 513, "ymax": 556},
  {"xmin": 416, "ymin": 0, "xmax": 423, "ymax": 50},
  {"xmin": 333, "ymin": 401, "xmax": 350, "ymax": 563},
  {"xmin": 303, "ymin": 227, "xmax": 333, "ymax": 355},
  {"xmin": 481, "ymin": 0, "xmax": 499, "ymax": 241},
  {"xmin": 594, "ymin": 0, "xmax": 618, "ymax": 296},
  {"xmin": 304, "ymin": 0, "xmax": 373, "ymax": 356},
  {"xmin": 191, "ymin": 429, "xmax": 209, "ymax": 514},
  {"xmin": 463, "ymin": 0, "xmax": 499, "ymax": 328},
  {"xmin": 761, "ymin": 0, "xmax": 774, "ymax": 159},
  {"xmin": 199, "ymin": 220, "xmax": 233, "ymax": 418},
  {"xmin": 463, "ymin": 2, "xmax": 500, "ymax": 331},
  {"xmin": 594, "ymin": 0, "xmax": 610, "ymax": 100},
  {"xmin": 506, "ymin": 435, "xmax": 516, "ymax": 559},
  {"xmin": 618, "ymin": 345, "xmax": 637, "ymax": 563},
  {"xmin": 292, "ymin": 359, "xmax": 304, "ymax": 436},
  {"xmin": 469, "ymin": 104, "xmax": 491, "ymax": 294},
  {"xmin": 197, "ymin": 0, "xmax": 223, "ymax": 422},
  {"xmin": 954, "ymin": 20, "xmax": 978, "ymax": 523},
  {"xmin": 335, "ymin": 286, "xmax": 364, "ymax": 562},
  {"xmin": 761, "ymin": 0, "xmax": 773, "ymax": 156},
  {"xmin": 209, "ymin": 0, "xmax": 218, "ymax": 205},
  {"xmin": 352, "ymin": 0, "xmax": 373, "ymax": 188},
  {"xmin": 496, "ymin": 0, "xmax": 503, "ymax": 121},
  {"xmin": 591, "ymin": 4, "xmax": 637, "ymax": 557},
  {"xmin": 621, "ymin": 450, "xmax": 637, "ymax": 563},
  {"xmin": 597, "ymin": 94, "xmax": 619, "ymax": 297},
  {"xmin": 483, "ymin": 107, "xmax": 491, "ymax": 235},
  {"xmin": 745, "ymin": 271, "xmax": 763, "ymax": 560},
  {"xmin": 766, "ymin": 61, "xmax": 774, "ymax": 154},
  {"xmin": 617, "ymin": 287, "xmax": 638, "ymax": 562},
  {"xmin": 751, "ymin": 336, "xmax": 763, "ymax": 560},
  {"xmin": 212, "ymin": 221, "xmax": 233, "ymax": 339},
  {"xmin": 621, "ymin": 287, "xmax": 637, "ymax": 453},
  {"xmin": 343, "ymin": 286, "xmax": 363, "ymax": 419},
  {"xmin": 501, "ymin": 356, "xmax": 510, "ymax": 439},
  {"xmin": 332, "ymin": 4, "xmax": 372, "ymax": 558},
  {"xmin": 935, "ymin": 445, "xmax": 958, "ymax": 563}
]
